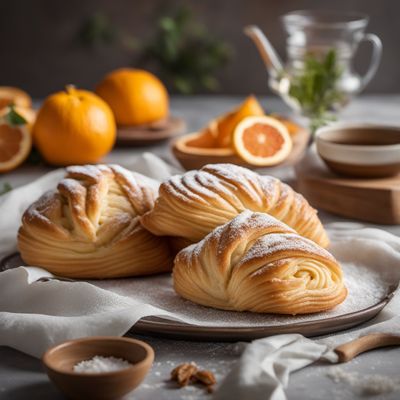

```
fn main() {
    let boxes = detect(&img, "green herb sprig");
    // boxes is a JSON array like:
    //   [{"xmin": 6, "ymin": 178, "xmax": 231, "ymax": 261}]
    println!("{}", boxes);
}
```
[
  {"xmin": 288, "ymin": 49, "xmax": 343, "ymax": 133},
  {"xmin": 5, "ymin": 105, "xmax": 27, "ymax": 127}
]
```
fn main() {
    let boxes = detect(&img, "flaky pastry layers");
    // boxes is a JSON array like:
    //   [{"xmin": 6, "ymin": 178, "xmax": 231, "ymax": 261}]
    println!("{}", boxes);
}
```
[
  {"xmin": 173, "ymin": 211, "xmax": 347, "ymax": 314},
  {"xmin": 18, "ymin": 164, "xmax": 172, "ymax": 278},
  {"xmin": 141, "ymin": 163, "xmax": 329, "ymax": 248}
]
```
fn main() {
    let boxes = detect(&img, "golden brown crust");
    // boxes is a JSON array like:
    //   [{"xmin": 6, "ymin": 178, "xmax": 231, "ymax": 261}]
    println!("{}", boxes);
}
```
[
  {"xmin": 173, "ymin": 211, "xmax": 347, "ymax": 314},
  {"xmin": 141, "ymin": 163, "xmax": 329, "ymax": 248},
  {"xmin": 18, "ymin": 164, "xmax": 172, "ymax": 278}
]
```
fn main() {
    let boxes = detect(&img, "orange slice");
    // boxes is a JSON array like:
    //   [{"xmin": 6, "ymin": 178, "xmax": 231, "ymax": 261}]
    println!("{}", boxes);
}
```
[
  {"xmin": 0, "ymin": 87, "xmax": 32, "ymax": 110},
  {"xmin": 233, "ymin": 116, "xmax": 292, "ymax": 166},
  {"xmin": 185, "ymin": 119, "xmax": 221, "ymax": 149},
  {"xmin": 175, "ymin": 132, "xmax": 235, "ymax": 156},
  {"xmin": 0, "ymin": 107, "xmax": 32, "ymax": 172},
  {"xmin": 215, "ymin": 95, "xmax": 264, "ymax": 148}
]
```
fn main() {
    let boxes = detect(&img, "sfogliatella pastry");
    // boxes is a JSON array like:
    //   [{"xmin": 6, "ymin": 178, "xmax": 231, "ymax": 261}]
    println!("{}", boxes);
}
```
[
  {"xmin": 18, "ymin": 164, "xmax": 172, "ymax": 278},
  {"xmin": 173, "ymin": 210, "xmax": 347, "ymax": 314},
  {"xmin": 141, "ymin": 163, "xmax": 329, "ymax": 248}
]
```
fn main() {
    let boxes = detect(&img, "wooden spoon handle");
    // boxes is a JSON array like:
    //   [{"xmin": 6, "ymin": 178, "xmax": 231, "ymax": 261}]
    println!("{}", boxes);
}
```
[{"xmin": 334, "ymin": 333, "xmax": 400, "ymax": 363}]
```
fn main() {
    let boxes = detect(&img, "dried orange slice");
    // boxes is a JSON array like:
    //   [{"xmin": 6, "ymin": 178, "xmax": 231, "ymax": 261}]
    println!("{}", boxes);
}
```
[
  {"xmin": 0, "ymin": 87, "xmax": 32, "ymax": 110},
  {"xmin": 0, "ymin": 107, "xmax": 32, "ymax": 172},
  {"xmin": 233, "ymin": 116, "xmax": 292, "ymax": 166},
  {"xmin": 215, "ymin": 95, "xmax": 264, "ymax": 148}
]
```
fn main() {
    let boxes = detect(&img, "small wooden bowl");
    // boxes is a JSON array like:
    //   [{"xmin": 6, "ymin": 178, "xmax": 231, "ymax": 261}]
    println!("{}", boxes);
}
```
[
  {"xmin": 172, "ymin": 132, "xmax": 254, "ymax": 170},
  {"xmin": 316, "ymin": 124, "xmax": 400, "ymax": 178},
  {"xmin": 43, "ymin": 336, "xmax": 154, "ymax": 400}
]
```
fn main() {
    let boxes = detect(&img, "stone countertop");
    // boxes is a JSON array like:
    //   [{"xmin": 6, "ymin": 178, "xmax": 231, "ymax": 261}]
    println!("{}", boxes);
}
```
[{"xmin": 1, "ymin": 95, "xmax": 400, "ymax": 400}]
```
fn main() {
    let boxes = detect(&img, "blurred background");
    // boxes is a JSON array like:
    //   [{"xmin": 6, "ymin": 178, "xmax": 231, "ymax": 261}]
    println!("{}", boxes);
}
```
[{"xmin": 0, "ymin": 0, "xmax": 398, "ymax": 97}]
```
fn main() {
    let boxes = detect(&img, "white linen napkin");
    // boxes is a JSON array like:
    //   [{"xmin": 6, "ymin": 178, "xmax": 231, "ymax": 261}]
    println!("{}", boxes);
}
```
[
  {"xmin": 214, "ymin": 334, "xmax": 336, "ymax": 400},
  {"xmin": 0, "ymin": 266, "xmax": 176, "ymax": 357},
  {"xmin": 214, "ymin": 316, "xmax": 400, "ymax": 400}
]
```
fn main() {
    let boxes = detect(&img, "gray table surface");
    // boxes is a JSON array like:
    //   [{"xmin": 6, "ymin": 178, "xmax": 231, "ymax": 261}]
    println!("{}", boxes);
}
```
[{"xmin": 1, "ymin": 95, "xmax": 400, "ymax": 400}]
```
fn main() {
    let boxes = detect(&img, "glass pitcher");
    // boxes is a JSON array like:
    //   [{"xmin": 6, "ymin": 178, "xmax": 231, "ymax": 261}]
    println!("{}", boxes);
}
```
[{"xmin": 245, "ymin": 10, "xmax": 382, "ymax": 130}]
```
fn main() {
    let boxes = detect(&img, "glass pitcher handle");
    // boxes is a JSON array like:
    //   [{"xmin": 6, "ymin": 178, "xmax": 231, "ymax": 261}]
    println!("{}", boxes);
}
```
[{"xmin": 359, "ymin": 33, "xmax": 382, "ymax": 91}]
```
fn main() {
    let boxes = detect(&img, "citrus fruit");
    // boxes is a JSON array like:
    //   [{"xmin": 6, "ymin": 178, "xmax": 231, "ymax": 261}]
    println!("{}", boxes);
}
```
[
  {"xmin": 270, "ymin": 113, "xmax": 301, "ymax": 136},
  {"xmin": 33, "ymin": 86, "xmax": 116, "ymax": 166},
  {"xmin": 0, "ymin": 87, "xmax": 32, "ymax": 110},
  {"xmin": 175, "ymin": 132, "xmax": 235, "ymax": 156},
  {"xmin": 95, "ymin": 68, "xmax": 169, "ymax": 126},
  {"xmin": 215, "ymin": 95, "xmax": 264, "ymax": 148},
  {"xmin": 233, "ymin": 115, "xmax": 292, "ymax": 166},
  {"xmin": 0, "ymin": 107, "xmax": 32, "ymax": 172}
]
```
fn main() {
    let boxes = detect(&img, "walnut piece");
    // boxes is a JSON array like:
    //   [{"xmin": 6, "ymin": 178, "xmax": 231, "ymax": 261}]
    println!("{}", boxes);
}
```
[
  {"xmin": 194, "ymin": 370, "xmax": 217, "ymax": 388},
  {"xmin": 170, "ymin": 363, "xmax": 217, "ymax": 393},
  {"xmin": 170, "ymin": 362, "xmax": 198, "ymax": 387}
]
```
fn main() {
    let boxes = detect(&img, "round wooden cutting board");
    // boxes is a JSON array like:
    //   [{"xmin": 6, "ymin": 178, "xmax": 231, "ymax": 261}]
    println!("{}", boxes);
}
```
[{"xmin": 117, "ymin": 116, "xmax": 186, "ymax": 146}]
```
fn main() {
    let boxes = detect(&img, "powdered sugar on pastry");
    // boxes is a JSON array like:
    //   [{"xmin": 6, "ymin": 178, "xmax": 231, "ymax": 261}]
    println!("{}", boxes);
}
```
[
  {"xmin": 173, "ymin": 211, "xmax": 346, "ymax": 315},
  {"xmin": 18, "ymin": 164, "xmax": 172, "ymax": 279},
  {"xmin": 141, "ymin": 163, "xmax": 329, "ymax": 248}
]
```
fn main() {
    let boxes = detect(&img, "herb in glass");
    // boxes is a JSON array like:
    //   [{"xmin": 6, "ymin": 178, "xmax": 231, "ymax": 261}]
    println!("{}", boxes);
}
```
[{"xmin": 288, "ymin": 49, "xmax": 343, "ymax": 134}]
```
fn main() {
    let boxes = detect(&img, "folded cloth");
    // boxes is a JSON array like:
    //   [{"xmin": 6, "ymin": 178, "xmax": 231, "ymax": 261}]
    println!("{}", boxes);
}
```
[
  {"xmin": 214, "ymin": 317, "xmax": 400, "ymax": 400},
  {"xmin": 213, "ymin": 334, "xmax": 336, "ymax": 400},
  {"xmin": 0, "ymin": 267, "xmax": 174, "ymax": 357}
]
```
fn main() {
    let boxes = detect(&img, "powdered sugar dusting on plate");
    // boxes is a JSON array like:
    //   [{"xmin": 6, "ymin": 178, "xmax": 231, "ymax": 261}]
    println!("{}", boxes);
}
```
[{"xmin": 92, "ymin": 261, "xmax": 390, "ymax": 328}]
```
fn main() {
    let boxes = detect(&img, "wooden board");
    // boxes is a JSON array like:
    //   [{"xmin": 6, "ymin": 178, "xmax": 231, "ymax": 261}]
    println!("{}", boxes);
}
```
[
  {"xmin": 172, "ymin": 128, "xmax": 310, "ymax": 171},
  {"xmin": 116, "ymin": 116, "xmax": 186, "ymax": 146},
  {"xmin": 296, "ymin": 164, "xmax": 400, "ymax": 225}
]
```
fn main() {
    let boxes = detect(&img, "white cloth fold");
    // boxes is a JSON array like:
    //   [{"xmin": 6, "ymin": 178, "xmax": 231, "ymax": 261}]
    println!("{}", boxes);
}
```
[
  {"xmin": 214, "ymin": 334, "xmax": 337, "ymax": 400},
  {"xmin": 214, "ymin": 316, "xmax": 400, "ymax": 400},
  {"xmin": 0, "ymin": 267, "xmax": 174, "ymax": 357}
]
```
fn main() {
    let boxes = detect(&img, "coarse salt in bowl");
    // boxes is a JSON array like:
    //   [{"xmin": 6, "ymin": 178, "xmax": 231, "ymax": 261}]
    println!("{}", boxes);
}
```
[{"xmin": 42, "ymin": 336, "xmax": 154, "ymax": 400}]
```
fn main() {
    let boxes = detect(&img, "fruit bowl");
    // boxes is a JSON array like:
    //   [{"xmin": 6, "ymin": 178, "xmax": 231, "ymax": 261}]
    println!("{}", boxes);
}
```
[
  {"xmin": 172, "ymin": 128, "xmax": 310, "ymax": 171},
  {"xmin": 172, "ymin": 131, "xmax": 255, "ymax": 170}
]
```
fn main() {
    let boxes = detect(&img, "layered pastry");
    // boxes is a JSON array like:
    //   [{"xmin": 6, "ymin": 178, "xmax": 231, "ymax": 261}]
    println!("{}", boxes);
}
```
[
  {"xmin": 141, "ymin": 163, "xmax": 329, "ymax": 248},
  {"xmin": 173, "ymin": 210, "xmax": 347, "ymax": 314},
  {"xmin": 18, "ymin": 164, "xmax": 172, "ymax": 278}
]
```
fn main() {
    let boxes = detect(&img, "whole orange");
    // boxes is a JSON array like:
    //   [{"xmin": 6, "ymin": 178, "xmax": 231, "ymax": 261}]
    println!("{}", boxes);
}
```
[
  {"xmin": 33, "ymin": 86, "xmax": 116, "ymax": 165},
  {"xmin": 95, "ymin": 68, "xmax": 169, "ymax": 126}
]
